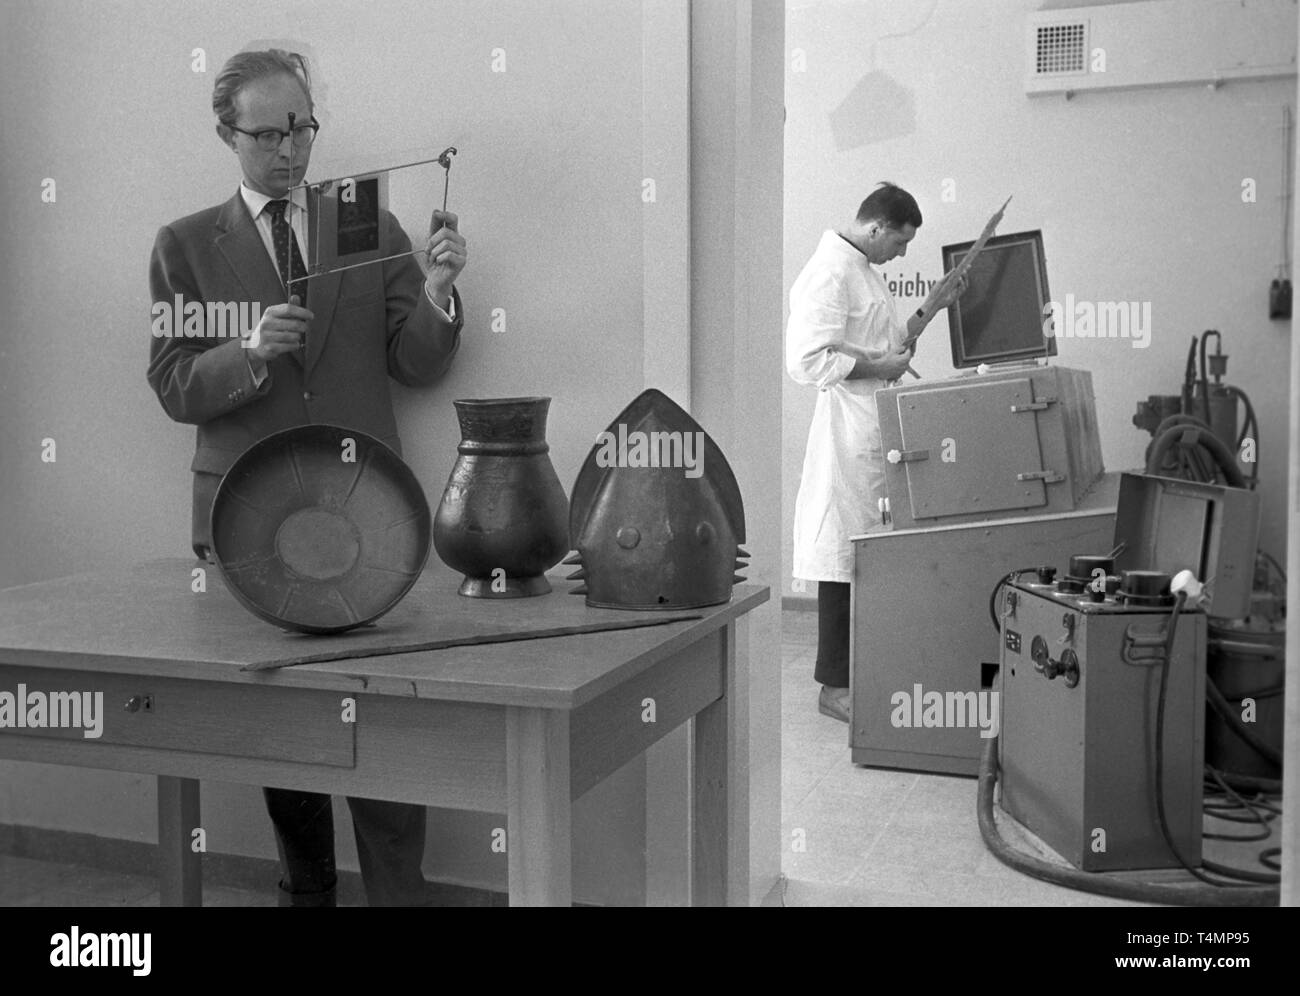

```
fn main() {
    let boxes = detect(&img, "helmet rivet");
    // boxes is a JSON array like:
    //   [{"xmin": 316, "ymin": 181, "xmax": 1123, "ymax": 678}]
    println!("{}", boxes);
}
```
[{"xmin": 617, "ymin": 527, "xmax": 641, "ymax": 549}]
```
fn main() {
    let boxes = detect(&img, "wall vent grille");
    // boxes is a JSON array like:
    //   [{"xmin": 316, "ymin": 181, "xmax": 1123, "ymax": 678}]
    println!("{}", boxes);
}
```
[{"xmin": 1035, "ymin": 22, "xmax": 1087, "ymax": 75}]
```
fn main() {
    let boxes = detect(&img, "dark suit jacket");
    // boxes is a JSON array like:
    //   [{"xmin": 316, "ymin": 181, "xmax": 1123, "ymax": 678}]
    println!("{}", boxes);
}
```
[{"xmin": 148, "ymin": 189, "xmax": 462, "ymax": 555}]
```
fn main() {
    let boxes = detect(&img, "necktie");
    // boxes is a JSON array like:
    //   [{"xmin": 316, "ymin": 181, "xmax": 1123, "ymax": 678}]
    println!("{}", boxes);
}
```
[{"xmin": 264, "ymin": 199, "xmax": 308, "ymax": 307}]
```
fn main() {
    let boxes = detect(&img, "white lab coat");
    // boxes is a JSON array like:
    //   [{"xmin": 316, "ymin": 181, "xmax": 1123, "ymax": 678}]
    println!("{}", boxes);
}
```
[{"xmin": 787, "ymin": 230, "xmax": 906, "ymax": 583}]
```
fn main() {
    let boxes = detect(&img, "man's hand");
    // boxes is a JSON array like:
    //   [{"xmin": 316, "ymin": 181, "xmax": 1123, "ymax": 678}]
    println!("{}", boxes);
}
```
[
  {"xmin": 839, "ymin": 340, "xmax": 914, "ymax": 382},
  {"xmin": 244, "ymin": 297, "xmax": 313, "ymax": 360},
  {"xmin": 424, "ymin": 209, "xmax": 467, "ymax": 305},
  {"xmin": 924, "ymin": 271, "xmax": 969, "ymax": 313},
  {"xmin": 873, "ymin": 343, "xmax": 915, "ymax": 382}
]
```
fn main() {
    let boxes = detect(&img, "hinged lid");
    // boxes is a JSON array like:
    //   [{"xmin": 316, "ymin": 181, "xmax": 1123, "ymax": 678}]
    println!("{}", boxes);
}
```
[
  {"xmin": 942, "ymin": 230, "xmax": 1056, "ymax": 368},
  {"xmin": 1111, "ymin": 473, "xmax": 1261, "ymax": 618}
]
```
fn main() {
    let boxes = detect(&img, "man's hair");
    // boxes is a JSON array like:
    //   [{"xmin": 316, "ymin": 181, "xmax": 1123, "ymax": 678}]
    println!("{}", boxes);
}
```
[
  {"xmin": 212, "ymin": 49, "xmax": 313, "ymax": 127},
  {"xmin": 856, "ymin": 182, "xmax": 922, "ymax": 230}
]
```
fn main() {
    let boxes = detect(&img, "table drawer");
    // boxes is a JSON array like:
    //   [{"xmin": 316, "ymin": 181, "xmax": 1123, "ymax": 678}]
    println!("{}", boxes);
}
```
[{"xmin": 0, "ymin": 665, "xmax": 355, "ymax": 768}]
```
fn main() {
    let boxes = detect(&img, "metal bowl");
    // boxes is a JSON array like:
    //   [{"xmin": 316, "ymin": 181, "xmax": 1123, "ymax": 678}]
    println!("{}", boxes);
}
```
[{"xmin": 211, "ymin": 425, "xmax": 431, "ymax": 634}]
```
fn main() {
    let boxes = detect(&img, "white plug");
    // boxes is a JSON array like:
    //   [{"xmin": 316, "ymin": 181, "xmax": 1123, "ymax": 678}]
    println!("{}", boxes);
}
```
[{"xmin": 1170, "ymin": 569, "xmax": 1206, "ymax": 608}]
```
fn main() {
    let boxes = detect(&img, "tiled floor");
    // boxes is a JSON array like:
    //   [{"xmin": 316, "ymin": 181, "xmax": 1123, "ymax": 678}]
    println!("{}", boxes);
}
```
[
  {"xmin": 779, "ymin": 609, "xmax": 1282, "ymax": 906},
  {"xmin": 0, "ymin": 853, "xmax": 282, "ymax": 907},
  {"xmin": 1, "ymin": 609, "xmax": 1282, "ymax": 906}
]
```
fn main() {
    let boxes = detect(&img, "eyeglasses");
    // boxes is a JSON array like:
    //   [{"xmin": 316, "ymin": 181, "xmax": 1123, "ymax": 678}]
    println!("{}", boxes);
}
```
[{"xmin": 230, "ymin": 118, "xmax": 320, "ymax": 152}]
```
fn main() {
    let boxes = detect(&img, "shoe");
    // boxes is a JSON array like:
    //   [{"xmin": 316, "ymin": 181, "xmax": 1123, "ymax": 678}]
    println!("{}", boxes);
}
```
[
  {"xmin": 818, "ymin": 685, "xmax": 850, "ymax": 724},
  {"xmin": 276, "ymin": 881, "xmax": 337, "ymax": 907}
]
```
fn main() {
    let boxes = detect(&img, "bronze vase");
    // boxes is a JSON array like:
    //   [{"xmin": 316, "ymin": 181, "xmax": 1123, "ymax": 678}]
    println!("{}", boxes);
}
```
[{"xmin": 433, "ymin": 397, "xmax": 570, "ymax": 597}]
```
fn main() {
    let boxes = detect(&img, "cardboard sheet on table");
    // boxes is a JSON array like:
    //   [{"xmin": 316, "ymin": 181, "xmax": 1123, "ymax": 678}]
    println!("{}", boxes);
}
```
[
  {"xmin": 242, "ymin": 603, "xmax": 704, "ymax": 670},
  {"xmin": 0, "ymin": 560, "xmax": 704, "ymax": 672}
]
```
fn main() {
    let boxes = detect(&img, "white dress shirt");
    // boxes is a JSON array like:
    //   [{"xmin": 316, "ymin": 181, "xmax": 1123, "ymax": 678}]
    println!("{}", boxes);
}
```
[{"xmin": 237, "ymin": 182, "xmax": 454, "ymax": 383}]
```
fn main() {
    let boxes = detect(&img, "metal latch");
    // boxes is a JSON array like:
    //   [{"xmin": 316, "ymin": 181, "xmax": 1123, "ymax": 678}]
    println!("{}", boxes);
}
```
[
  {"xmin": 886, "ymin": 448, "xmax": 929, "ymax": 464},
  {"xmin": 1010, "ymin": 395, "xmax": 1058, "ymax": 413},
  {"xmin": 1017, "ymin": 469, "xmax": 1065, "ymax": 483}
]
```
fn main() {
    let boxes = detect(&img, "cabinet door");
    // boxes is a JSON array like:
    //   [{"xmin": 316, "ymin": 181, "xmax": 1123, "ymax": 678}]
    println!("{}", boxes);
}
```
[{"xmin": 895, "ymin": 378, "xmax": 1047, "ymax": 521}]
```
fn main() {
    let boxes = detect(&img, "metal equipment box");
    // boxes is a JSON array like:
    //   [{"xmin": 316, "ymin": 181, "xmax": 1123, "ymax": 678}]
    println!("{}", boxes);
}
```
[
  {"xmin": 1112, "ymin": 473, "xmax": 1262, "ymax": 620},
  {"xmin": 850, "ymin": 474, "xmax": 1118, "ymax": 775},
  {"xmin": 876, "ymin": 365, "xmax": 1104, "ymax": 530},
  {"xmin": 998, "ymin": 577, "xmax": 1206, "ymax": 871}
]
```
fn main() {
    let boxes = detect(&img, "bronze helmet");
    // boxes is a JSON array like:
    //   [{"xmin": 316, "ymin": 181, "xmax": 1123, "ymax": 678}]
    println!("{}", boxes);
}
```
[{"xmin": 564, "ymin": 389, "xmax": 748, "ymax": 610}]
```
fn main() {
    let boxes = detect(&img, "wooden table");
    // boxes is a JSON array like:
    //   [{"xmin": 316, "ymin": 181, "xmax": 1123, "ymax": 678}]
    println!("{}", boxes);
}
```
[{"xmin": 0, "ymin": 559, "xmax": 768, "ymax": 906}]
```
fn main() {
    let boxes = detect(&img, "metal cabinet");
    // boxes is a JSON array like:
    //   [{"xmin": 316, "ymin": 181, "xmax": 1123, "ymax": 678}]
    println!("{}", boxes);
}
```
[
  {"xmin": 849, "ymin": 476, "xmax": 1118, "ymax": 775},
  {"xmin": 876, "ymin": 365, "xmax": 1104, "ymax": 531}
]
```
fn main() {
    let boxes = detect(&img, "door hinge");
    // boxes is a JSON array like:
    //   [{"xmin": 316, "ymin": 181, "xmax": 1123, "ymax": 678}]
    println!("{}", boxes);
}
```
[
  {"xmin": 1010, "ymin": 395, "xmax": 1058, "ymax": 413},
  {"xmin": 1017, "ymin": 469, "xmax": 1065, "ymax": 483}
]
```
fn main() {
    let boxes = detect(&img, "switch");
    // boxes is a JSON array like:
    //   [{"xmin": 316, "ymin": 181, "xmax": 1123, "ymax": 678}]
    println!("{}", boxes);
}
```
[
  {"xmin": 1031, "ymin": 634, "xmax": 1050, "ymax": 674},
  {"xmin": 1059, "ymin": 649, "xmax": 1080, "ymax": 688}
]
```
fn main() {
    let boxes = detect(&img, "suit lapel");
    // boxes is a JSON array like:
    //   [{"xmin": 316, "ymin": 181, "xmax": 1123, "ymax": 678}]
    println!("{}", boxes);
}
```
[
  {"xmin": 303, "ymin": 190, "xmax": 341, "ymax": 379},
  {"xmin": 213, "ymin": 192, "xmax": 304, "ymax": 368}
]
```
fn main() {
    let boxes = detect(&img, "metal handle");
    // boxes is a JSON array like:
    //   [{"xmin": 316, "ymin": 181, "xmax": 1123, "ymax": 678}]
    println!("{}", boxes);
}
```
[
  {"xmin": 886, "ymin": 448, "xmax": 930, "ymax": 464},
  {"xmin": 1209, "ymin": 638, "xmax": 1282, "ymax": 659}
]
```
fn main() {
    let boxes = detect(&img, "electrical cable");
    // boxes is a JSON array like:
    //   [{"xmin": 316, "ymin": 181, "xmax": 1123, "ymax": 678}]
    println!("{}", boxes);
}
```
[
  {"xmin": 1202, "ymin": 769, "xmax": 1280, "ymax": 859},
  {"xmin": 1149, "ymin": 412, "xmax": 1211, "ymax": 438},
  {"xmin": 979, "ymin": 585, "xmax": 1280, "ymax": 902},
  {"xmin": 980, "ymin": 555, "xmax": 1283, "ymax": 904},
  {"xmin": 988, "ymin": 567, "xmax": 1040, "ymax": 634},
  {"xmin": 1225, "ymin": 386, "xmax": 1258, "ymax": 449},
  {"xmin": 1222, "ymin": 385, "xmax": 1260, "ymax": 484},
  {"xmin": 1148, "ymin": 592, "xmax": 1232, "ymax": 887},
  {"xmin": 977, "ymin": 737, "xmax": 1279, "ymax": 906},
  {"xmin": 1201, "ymin": 859, "xmax": 1279, "ymax": 884},
  {"xmin": 1203, "ymin": 785, "xmax": 1281, "ymax": 828},
  {"xmin": 1142, "ymin": 595, "xmax": 1276, "ymax": 888},
  {"xmin": 1187, "ymin": 447, "xmax": 1214, "ymax": 483},
  {"xmin": 1146, "ymin": 422, "xmax": 1246, "ymax": 488},
  {"xmin": 1198, "ymin": 331, "xmax": 1220, "ymax": 427},
  {"xmin": 1259, "ymin": 549, "xmax": 1287, "ymax": 583},
  {"xmin": 1147, "ymin": 412, "xmax": 1208, "ymax": 476},
  {"xmin": 1205, "ymin": 676, "xmax": 1283, "ymax": 767},
  {"xmin": 1174, "ymin": 332, "xmax": 1258, "ymax": 486},
  {"xmin": 1206, "ymin": 765, "xmax": 1281, "ymax": 795},
  {"xmin": 1182, "ymin": 337, "xmax": 1198, "ymax": 414}
]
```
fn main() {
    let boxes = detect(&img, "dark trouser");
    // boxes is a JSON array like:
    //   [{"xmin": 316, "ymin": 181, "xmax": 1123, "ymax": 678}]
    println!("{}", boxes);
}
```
[
  {"xmin": 263, "ymin": 789, "xmax": 429, "ymax": 907},
  {"xmin": 814, "ymin": 580, "xmax": 851, "ymax": 688},
  {"xmin": 194, "ymin": 547, "xmax": 429, "ymax": 906}
]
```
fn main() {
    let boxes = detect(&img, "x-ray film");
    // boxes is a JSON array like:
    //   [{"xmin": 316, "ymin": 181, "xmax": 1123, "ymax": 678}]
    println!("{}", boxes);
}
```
[
  {"xmin": 305, "ymin": 170, "xmax": 390, "ymax": 276},
  {"xmin": 290, "ymin": 148, "xmax": 457, "ymax": 284}
]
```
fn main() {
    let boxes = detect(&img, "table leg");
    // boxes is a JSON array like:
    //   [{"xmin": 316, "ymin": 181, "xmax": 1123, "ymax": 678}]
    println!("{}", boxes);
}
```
[
  {"xmin": 693, "ymin": 621, "xmax": 746, "ymax": 906},
  {"xmin": 506, "ymin": 707, "xmax": 572, "ymax": 906},
  {"xmin": 156, "ymin": 776, "xmax": 202, "ymax": 907}
]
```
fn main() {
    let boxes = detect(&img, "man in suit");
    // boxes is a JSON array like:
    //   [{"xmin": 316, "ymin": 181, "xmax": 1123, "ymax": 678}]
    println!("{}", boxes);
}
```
[{"xmin": 147, "ymin": 49, "xmax": 467, "ymax": 906}]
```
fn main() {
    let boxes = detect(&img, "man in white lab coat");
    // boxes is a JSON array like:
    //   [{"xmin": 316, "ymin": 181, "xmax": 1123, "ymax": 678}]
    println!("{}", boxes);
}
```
[{"xmin": 787, "ymin": 183, "xmax": 965, "ymax": 723}]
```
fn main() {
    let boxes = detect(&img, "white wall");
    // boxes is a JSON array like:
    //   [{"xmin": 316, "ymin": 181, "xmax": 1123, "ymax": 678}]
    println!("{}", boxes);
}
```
[
  {"xmin": 782, "ymin": 0, "xmax": 1294, "ymax": 602},
  {"xmin": 0, "ymin": 0, "xmax": 652, "ymax": 904}
]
